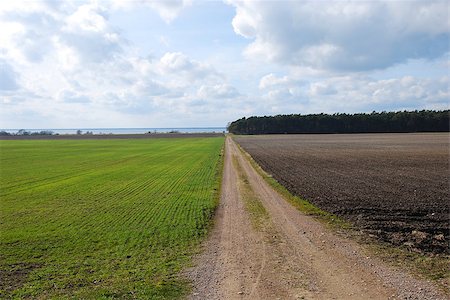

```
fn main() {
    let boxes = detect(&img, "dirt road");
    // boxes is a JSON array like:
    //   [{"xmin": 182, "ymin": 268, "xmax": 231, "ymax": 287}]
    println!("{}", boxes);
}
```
[{"xmin": 186, "ymin": 137, "xmax": 446, "ymax": 299}]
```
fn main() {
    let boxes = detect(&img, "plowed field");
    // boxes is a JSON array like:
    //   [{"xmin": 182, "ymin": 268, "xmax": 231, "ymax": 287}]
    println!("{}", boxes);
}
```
[{"xmin": 234, "ymin": 133, "xmax": 449, "ymax": 253}]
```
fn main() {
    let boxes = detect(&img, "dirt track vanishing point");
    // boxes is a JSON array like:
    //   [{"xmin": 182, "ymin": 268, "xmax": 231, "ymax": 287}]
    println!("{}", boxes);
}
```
[{"xmin": 186, "ymin": 137, "xmax": 446, "ymax": 300}]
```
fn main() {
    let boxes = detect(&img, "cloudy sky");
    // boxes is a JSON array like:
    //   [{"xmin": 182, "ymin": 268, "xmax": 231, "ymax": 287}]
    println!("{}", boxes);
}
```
[{"xmin": 0, "ymin": 0, "xmax": 448, "ymax": 129}]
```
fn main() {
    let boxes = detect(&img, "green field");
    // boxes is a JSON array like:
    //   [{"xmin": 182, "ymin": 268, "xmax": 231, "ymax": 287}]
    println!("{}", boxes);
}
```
[{"xmin": 0, "ymin": 137, "xmax": 224, "ymax": 298}]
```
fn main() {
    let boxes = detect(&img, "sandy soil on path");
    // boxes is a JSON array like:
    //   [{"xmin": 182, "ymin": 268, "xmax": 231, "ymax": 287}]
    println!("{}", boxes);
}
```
[{"xmin": 186, "ymin": 137, "xmax": 446, "ymax": 300}]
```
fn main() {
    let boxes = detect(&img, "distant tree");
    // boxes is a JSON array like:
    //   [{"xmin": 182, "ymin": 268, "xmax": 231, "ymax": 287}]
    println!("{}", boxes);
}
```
[
  {"xmin": 20, "ymin": 130, "xmax": 54, "ymax": 136},
  {"xmin": 76, "ymin": 130, "xmax": 82, "ymax": 135},
  {"xmin": 16, "ymin": 129, "xmax": 30, "ymax": 136}
]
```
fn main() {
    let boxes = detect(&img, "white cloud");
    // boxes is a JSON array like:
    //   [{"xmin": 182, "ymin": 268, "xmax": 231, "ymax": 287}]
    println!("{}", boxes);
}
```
[
  {"xmin": 108, "ymin": 0, "xmax": 191, "ymax": 23},
  {"xmin": 259, "ymin": 73, "xmax": 291, "ymax": 89},
  {"xmin": 158, "ymin": 52, "xmax": 223, "ymax": 83},
  {"xmin": 0, "ymin": 0, "xmax": 240, "ymax": 128},
  {"xmin": 197, "ymin": 84, "xmax": 239, "ymax": 99},
  {"xmin": 258, "ymin": 73, "xmax": 450, "ymax": 114},
  {"xmin": 65, "ymin": 4, "xmax": 108, "ymax": 33},
  {"xmin": 58, "ymin": 90, "xmax": 90, "ymax": 103},
  {"xmin": 309, "ymin": 82, "xmax": 337, "ymax": 96},
  {"xmin": 0, "ymin": 0, "xmax": 447, "ymax": 128},
  {"xmin": 0, "ymin": 0, "xmax": 242, "ymax": 128},
  {"xmin": 60, "ymin": 3, "xmax": 125, "ymax": 64},
  {"xmin": 160, "ymin": 52, "xmax": 196, "ymax": 71},
  {"xmin": 0, "ymin": 59, "xmax": 19, "ymax": 91},
  {"xmin": 0, "ymin": 9, "xmax": 59, "ymax": 63},
  {"xmin": 146, "ymin": 0, "xmax": 192, "ymax": 23},
  {"xmin": 227, "ymin": 0, "xmax": 450, "ymax": 71}
]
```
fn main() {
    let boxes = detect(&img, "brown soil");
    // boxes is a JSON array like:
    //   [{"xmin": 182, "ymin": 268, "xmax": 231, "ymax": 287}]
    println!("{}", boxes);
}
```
[
  {"xmin": 0, "ymin": 262, "xmax": 41, "ymax": 294},
  {"xmin": 186, "ymin": 137, "xmax": 447, "ymax": 299},
  {"xmin": 234, "ymin": 133, "xmax": 449, "ymax": 254}
]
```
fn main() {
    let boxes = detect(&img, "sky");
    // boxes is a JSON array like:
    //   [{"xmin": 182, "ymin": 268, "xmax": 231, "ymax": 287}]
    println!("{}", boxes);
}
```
[{"xmin": 0, "ymin": 0, "xmax": 448, "ymax": 129}]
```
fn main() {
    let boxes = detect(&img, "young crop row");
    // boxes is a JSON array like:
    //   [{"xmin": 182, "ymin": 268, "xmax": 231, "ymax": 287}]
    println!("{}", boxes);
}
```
[{"xmin": 0, "ymin": 137, "xmax": 224, "ymax": 298}]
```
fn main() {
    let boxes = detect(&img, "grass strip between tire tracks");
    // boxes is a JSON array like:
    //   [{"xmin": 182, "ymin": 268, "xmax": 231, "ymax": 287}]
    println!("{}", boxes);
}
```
[{"xmin": 232, "ymin": 155, "xmax": 270, "ymax": 231}]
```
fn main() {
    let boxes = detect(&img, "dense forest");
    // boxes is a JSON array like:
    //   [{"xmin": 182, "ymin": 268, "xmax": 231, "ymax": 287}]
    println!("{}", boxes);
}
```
[{"xmin": 227, "ymin": 110, "xmax": 450, "ymax": 134}]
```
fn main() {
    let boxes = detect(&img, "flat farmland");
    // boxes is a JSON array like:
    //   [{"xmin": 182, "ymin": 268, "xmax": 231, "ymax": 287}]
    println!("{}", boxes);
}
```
[
  {"xmin": 0, "ymin": 137, "xmax": 224, "ymax": 298},
  {"xmin": 234, "ymin": 133, "xmax": 449, "ymax": 253}
]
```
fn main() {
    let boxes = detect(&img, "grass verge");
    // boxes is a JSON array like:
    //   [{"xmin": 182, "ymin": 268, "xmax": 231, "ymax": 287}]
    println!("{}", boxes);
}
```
[{"xmin": 232, "ymin": 155, "xmax": 270, "ymax": 230}]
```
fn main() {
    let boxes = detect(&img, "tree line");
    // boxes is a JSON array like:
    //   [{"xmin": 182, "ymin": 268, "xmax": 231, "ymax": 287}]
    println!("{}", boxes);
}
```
[
  {"xmin": 0, "ymin": 129, "xmax": 55, "ymax": 136},
  {"xmin": 227, "ymin": 110, "xmax": 450, "ymax": 134}
]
